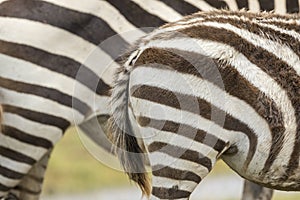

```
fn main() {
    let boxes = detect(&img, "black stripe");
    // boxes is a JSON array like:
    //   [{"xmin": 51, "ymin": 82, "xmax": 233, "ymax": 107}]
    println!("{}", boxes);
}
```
[
  {"xmin": 3, "ymin": 104, "xmax": 70, "ymax": 131},
  {"xmin": 236, "ymin": 0, "xmax": 249, "ymax": 9},
  {"xmin": 160, "ymin": 0, "xmax": 199, "ymax": 15},
  {"xmin": 0, "ymin": 0, "xmax": 128, "ymax": 58},
  {"xmin": 0, "ymin": 40, "xmax": 111, "ymax": 96},
  {"xmin": 3, "ymin": 125, "xmax": 53, "ymax": 149},
  {"xmin": 258, "ymin": 0, "xmax": 274, "ymax": 11},
  {"xmin": 0, "ymin": 77, "xmax": 90, "ymax": 115},
  {"xmin": 176, "ymin": 23, "xmax": 299, "ymax": 175},
  {"xmin": 137, "ymin": 115, "xmax": 226, "ymax": 153},
  {"xmin": 205, "ymin": 0, "xmax": 229, "ymax": 9},
  {"xmin": 152, "ymin": 165, "xmax": 201, "ymax": 183},
  {"xmin": 107, "ymin": 0, "xmax": 166, "ymax": 28},
  {"xmin": 286, "ymin": 0, "xmax": 299, "ymax": 13},
  {"xmin": 152, "ymin": 187, "xmax": 191, "ymax": 199},
  {"xmin": 0, "ymin": 165, "xmax": 24, "ymax": 179},
  {"xmin": 0, "ymin": 146, "xmax": 35, "ymax": 165},
  {"xmin": 148, "ymin": 142, "xmax": 212, "ymax": 171}
]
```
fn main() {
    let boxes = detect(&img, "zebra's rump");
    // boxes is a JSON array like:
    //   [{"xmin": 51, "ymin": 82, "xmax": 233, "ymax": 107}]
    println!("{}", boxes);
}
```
[{"xmin": 124, "ymin": 10, "xmax": 300, "ymax": 192}]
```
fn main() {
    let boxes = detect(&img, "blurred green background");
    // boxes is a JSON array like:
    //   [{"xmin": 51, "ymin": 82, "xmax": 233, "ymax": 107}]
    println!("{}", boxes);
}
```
[{"xmin": 42, "ymin": 128, "xmax": 300, "ymax": 200}]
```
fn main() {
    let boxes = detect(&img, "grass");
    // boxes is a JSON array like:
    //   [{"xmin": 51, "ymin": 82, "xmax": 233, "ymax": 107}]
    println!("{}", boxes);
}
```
[{"xmin": 42, "ymin": 128, "xmax": 300, "ymax": 200}]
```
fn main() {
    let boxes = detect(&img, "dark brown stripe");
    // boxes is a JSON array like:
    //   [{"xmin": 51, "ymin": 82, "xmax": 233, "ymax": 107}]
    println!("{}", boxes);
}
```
[
  {"xmin": 286, "ymin": 0, "xmax": 299, "ymax": 13},
  {"xmin": 259, "ymin": 0, "xmax": 274, "ymax": 11},
  {"xmin": 152, "ymin": 186, "xmax": 191, "ymax": 199},
  {"xmin": 0, "ymin": 146, "xmax": 35, "ymax": 165},
  {"xmin": 148, "ymin": 142, "xmax": 212, "ymax": 171},
  {"xmin": 200, "ymin": 16, "xmax": 300, "ymax": 58},
  {"xmin": 2, "ymin": 125, "xmax": 53, "ymax": 149},
  {"xmin": 0, "ymin": 166, "xmax": 24, "ymax": 180},
  {"xmin": 107, "ymin": 0, "xmax": 166, "ymax": 28},
  {"xmin": 138, "ymin": 115, "xmax": 226, "ymax": 153},
  {"xmin": 160, "ymin": 0, "xmax": 199, "ymax": 15},
  {"xmin": 0, "ymin": 0, "xmax": 128, "ymax": 58},
  {"xmin": 236, "ymin": 0, "xmax": 249, "ymax": 10},
  {"xmin": 0, "ymin": 77, "xmax": 90, "ymax": 115},
  {"xmin": 174, "ymin": 24, "xmax": 299, "ymax": 176},
  {"xmin": 133, "ymin": 48, "xmax": 275, "ymax": 169},
  {"xmin": 3, "ymin": 104, "xmax": 70, "ymax": 131},
  {"xmin": 25, "ymin": 174, "xmax": 44, "ymax": 184},
  {"xmin": 205, "ymin": 0, "xmax": 228, "ymax": 9},
  {"xmin": 0, "ymin": 40, "xmax": 111, "ymax": 96},
  {"xmin": 152, "ymin": 165, "xmax": 201, "ymax": 183}
]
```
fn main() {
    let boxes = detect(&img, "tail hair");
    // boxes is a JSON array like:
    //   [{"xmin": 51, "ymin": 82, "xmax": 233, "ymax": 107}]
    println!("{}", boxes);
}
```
[
  {"xmin": 0, "ymin": 105, "xmax": 3, "ymax": 132},
  {"xmin": 108, "ymin": 56, "xmax": 150, "ymax": 196}
]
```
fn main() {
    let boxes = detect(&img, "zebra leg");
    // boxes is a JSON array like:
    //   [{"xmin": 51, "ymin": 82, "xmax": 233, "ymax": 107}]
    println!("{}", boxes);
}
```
[
  {"xmin": 242, "ymin": 180, "xmax": 273, "ymax": 200},
  {"xmin": 144, "ymin": 131, "xmax": 230, "ymax": 200},
  {"xmin": 6, "ymin": 150, "xmax": 51, "ymax": 200}
]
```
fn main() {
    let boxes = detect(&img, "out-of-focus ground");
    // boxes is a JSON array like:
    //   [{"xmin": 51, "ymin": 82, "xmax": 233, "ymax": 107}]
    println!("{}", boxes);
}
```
[{"xmin": 41, "ymin": 128, "xmax": 300, "ymax": 200}]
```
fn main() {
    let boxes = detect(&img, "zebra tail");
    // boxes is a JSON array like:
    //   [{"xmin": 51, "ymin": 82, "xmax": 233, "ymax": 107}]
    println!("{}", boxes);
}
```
[
  {"xmin": 0, "ymin": 105, "xmax": 3, "ymax": 132},
  {"xmin": 108, "ymin": 55, "xmax": 151, "ymax": 197}
]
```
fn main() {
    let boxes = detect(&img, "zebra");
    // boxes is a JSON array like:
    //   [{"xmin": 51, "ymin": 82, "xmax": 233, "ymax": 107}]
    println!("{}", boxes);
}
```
[
  {"xmin": 109, "ymin": 10, "xmax": 300, "ymax": 200},
  {"xmin": 0, "ymin": 0, "xmax": 299, "ymax": 199}
]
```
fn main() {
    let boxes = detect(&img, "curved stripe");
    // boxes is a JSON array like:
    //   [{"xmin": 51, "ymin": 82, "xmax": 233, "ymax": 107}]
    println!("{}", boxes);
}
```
[
  {"xmin": 152, "ymin": 186, "xmax": 191, "ymax": 199},
  {"xmin": 106, "ymin": 0, "xmax": 166, "ymax": 27},
  {"xmin": 131, "ymin": 0, "xmax": 183, "ymax": 22},
  {"xmin": 160, "ymin": 0, "xmax": 199, "ymax": 16},
  {"xmin": 0, "ymin": 77, "xmax": 90, "ymax": 115},
  {"xmin": 0, "ymin": 0, "xmax": 129, "ymax": 58},
  {"xmin": 0, "ymin": 147, "xmax": 34, "ymax": 167},
  {"xmin": 0, "ymin": 54, "xmax": 108, "ymax": 112},
  {"xmin": 142, "ymin": 37, "xmax": 297, "ymax": 172},
  {"xmin": 0, "ymin": 88, "xmax": 82, "ymax": 124},
  {"xmin": 3, "ymin": 126, "xmax": 53, "ymax": 149},
  {"xmin": 40, "ymin": 0, "xmax": 145, "ymax": 43},
  {"xmin": 152, "ymin": 165, "xmax": 201, "ymax": 183},
  {"xmin": 0, "ymin": 175, "xmax": 19, "ymax": 188},
  {"xmin": 275, "ymin": 0, "xmax": 287, "ymax": 14},
  {"xmin": 131, "ymin": 67, "xmax": 271, "ymax": 169},
  {"xmin": 0, "ymin": 17, "xmax": 119, "ymax": 85},
  {"xmin": 152, "ymin": 176, "xmax": 197, "ymax": 194},
  {"xmin": 3, "ymin": 105, "xmax": 70, "ymax": 131}
]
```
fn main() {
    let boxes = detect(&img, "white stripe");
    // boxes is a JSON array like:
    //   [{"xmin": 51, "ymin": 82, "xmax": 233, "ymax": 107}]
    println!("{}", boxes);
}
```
[
  {"xmin": 131, "ymin": 0, "xmax": 183, "ymax": 22},
  {"xmin": 222, "ymin": 0, "xmax": 239, "ymax": 10},
  {"xmin": 0, "ymin": 54, "xmax": 110, "ymax": 115},
  {"xmin": 130, "ymin": 98, "xmax": 247, "ymax": 170},
  {"xmin": 141, "ymin": 37, "xmax": 297, "ymax": 173},
  {"xmin": 140, "ymin": 126, "xmax": 219, "ymax": 157},
  {"xmin": 248, "ymin": 0, "xmax": 260, "ymax": 12},
  {"xmin": 3, "ymin": 113, "xmax": 62, "ymax": 144},
  {"xmin": 152, "ymin": 176, "xmax": 197, "ymax": 192},
  {"xmin": 183, "ymin": 0, "xmax": 216, "ymax": 11},
  {"xmin": 131, "ymin": 67, "xmax": 271, "ymax": 156},
  {"xmin": 0, "ymin": 17, "xmax": 117, "ymax": 85},
  {"xmin": 199, "ymin": 21, "xmax": 300, "ymax": 76},
  {"xmin": 0, "ymin": 134, "xmax": 47, "ymax": 164},
  {"xmin": 0, "ymin": 87, "xmax": 83, "ymax": 124},
  {"xmin": 274, "ymin": 0, "xmax": 287, "ymax": 14},
  {"xmin": 41, "ymin": 0, "xmax": 145, "ymax": 43},
  {"xmin": 0, "ymin": 175, "xmax": 19, "ymax": 187},
  {"xmin": 0, "ymin": 155, "xmax": 31, "ymax": 174},
  {"xmin": 149, "ymin": 152, "xmax": 210, "ymax": 177}
]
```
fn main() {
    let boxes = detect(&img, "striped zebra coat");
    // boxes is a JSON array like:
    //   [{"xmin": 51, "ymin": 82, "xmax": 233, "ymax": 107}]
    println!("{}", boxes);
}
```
[
  {"xmin": 0, "ymin": 0, "xmax": 299, "ymax": 199},
  {"xmin": 109, "ymin": 10, "xmax": 300, "ymax": 199}
]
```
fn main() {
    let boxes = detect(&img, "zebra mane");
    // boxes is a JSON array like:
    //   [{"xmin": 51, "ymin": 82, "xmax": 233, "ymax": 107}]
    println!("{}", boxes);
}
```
[{"xmin": 108, "ymin": 49, "xmax": 150, "ymax": 197}]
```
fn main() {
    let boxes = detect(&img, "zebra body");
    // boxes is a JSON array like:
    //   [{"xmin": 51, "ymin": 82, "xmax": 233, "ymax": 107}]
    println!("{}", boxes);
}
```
[
  {"xmin": 0, "ymin": 0, "xmax": 299, "ymax": 199},
  {"xmin": 110, "ymin": 10, "xmax": 300, "ymax": 199}
]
